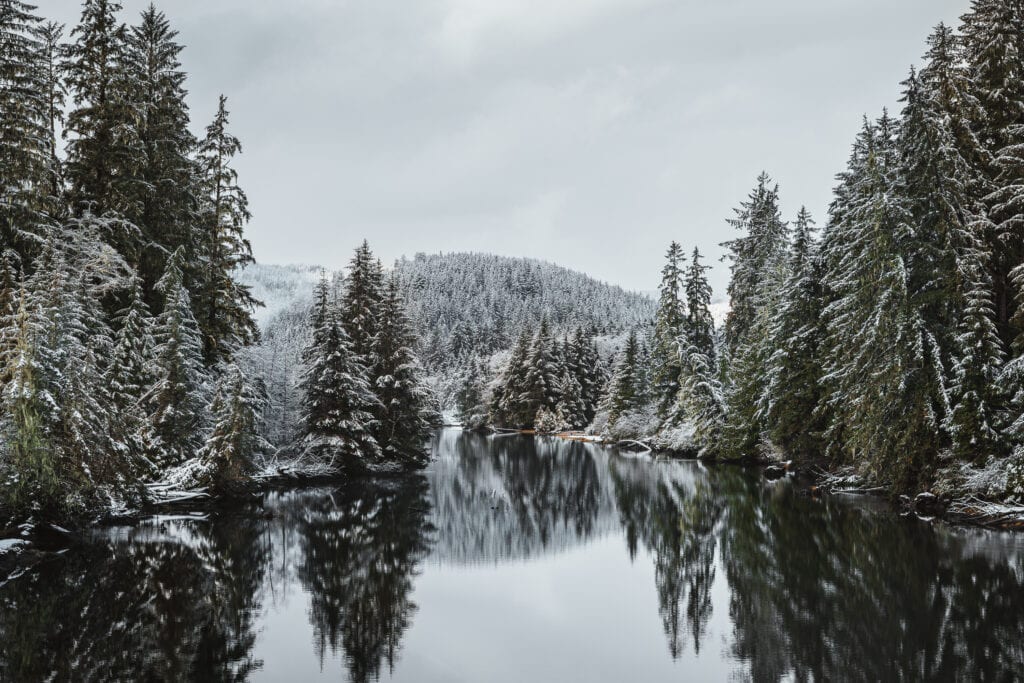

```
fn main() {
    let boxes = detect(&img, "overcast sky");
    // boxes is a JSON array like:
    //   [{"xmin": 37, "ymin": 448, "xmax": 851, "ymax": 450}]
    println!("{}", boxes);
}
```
[{"xmin": 44, "ymin": 0, "xmax": 968, "ymax": 294}]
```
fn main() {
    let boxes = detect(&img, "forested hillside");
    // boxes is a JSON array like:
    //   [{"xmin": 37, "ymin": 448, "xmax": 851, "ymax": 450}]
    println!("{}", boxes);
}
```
[
  {"xmin": 394, "ymin": 252, "xmax": 656, "ymax": 371},
  {"xmin": 241, "ymin": 253, "xmax": 657, "ymax": 433},
  {"xmin": 478, "ymin": 2, "xmax": 1024, "ymax": 507}
]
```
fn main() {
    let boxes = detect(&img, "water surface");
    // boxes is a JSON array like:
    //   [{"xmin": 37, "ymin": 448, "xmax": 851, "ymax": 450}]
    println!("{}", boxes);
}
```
[{"xmin": 2, "ymin": 429, "xmax": 1023, "ymax": 681}]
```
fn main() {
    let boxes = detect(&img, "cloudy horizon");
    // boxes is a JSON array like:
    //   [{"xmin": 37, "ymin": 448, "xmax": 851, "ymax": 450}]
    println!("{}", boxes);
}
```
[{"xmin": 45, "ymin": 0, "xmax": 967, "ymax": 295}]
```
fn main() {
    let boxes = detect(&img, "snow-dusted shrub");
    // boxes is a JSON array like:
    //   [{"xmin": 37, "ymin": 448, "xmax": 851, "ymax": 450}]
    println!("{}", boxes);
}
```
[
  {"xmin": 651, "ymin": 422, "xmax": 697, "ymax": 453},
  {"xmin": 586, "ymin": 409, "xmax": 610, "ymax": 436},
  {"xmin": 606, "ymin": 405, "xmax": 660, "ymax": 441},
  {"xmin": 534, "ymin": 407, "xmax": 563, "ymax": 434}
]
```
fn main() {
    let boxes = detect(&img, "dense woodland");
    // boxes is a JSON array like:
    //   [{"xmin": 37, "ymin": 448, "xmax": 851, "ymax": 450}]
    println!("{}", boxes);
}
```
[
  {"xmin": 0, "ymin": 0, "xmax": 433, "ymax": 521},
  {"xmin": 468, "ymin": 2, "xmax": 1024, "ymax": 501}
]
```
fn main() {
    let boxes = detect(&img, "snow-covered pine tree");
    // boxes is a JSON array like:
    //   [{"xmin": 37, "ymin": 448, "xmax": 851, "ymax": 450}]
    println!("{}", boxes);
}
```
[
  {"xmin": 721, "ymin": 173, "xmax": 790, "ymax": 352},
  {"xmin": 572, "ymin": 326, "xmax": 604, "ymax": 424},
  {"xmin": 948, "ymin": 250, "xmax": 1005, "ymax": 460},
  {"xmin": 125, "ymin": 5, "xmax": 201, "ymax": 303},
  {"xmin": 0, "ymin": 0, "xmax": 57, "ymax": 263},
  {"xmin": 760, "ymin": 208, "xmax": 826, "ymax": 460},
  {"xmin": 457, "ymin": 356, "xmax": 491, "ymax": 430},
  {"xmin": 719, "ymin": 176, "xmax": 790, "ymax": 460},
  {"xmin": 0, "ymin": 283, "xmax": 56, "ymax": 512},
  {"xmin": 652, "ymin": 241, "xmax": 686, "ymax": 418},
  {"xmin": 606, "ymin": 330, "xmax": 645, "ymax": 426},
  {"xmin": 959, "ymin": 0, "xmax": 1024, "ymax": 343},
  {"xmin": 194, "ymin": 95, "xmax": 261, "ymax": 364},
  {"xmin": 107, "ymin": 274, "xmax": 157, "ymax": 469},
  {"xmin": 555, "ymin": 367, "xmax": 587, "ymax": 430},
  {"xmin": 0, "ymin": 249, "xmax": 22, "ymax": 389},
  {"xmin": 490, "ymin": 327, "xmax": 532, "ymax": 428},
  {"xmin": 63, "ymin": 0, "xmax": 145, "ymax": 259},
  {"xmin": 195, "ymin": 363, "xmax": 266, "ymax": 493},
  {"xmin": 821, "ymin": 111, "xmax": 948, "ymax": 487},
  {"xmin": 900, "ymin": 60, "xmax": 1006, "ymax": 461},
  {"xmin": 519, "ymin": 315, "xmax": 561, "ymax": 427},
  {"xmin": 675, "ymin": 344, "xmax": 725, "ymax": 456},
  {"xmin": 683, "ymin": 248, "xmax": 715, "ymax": 360},
  {"xmin": 148, "ymin": 247, "xmax": 207, "ymax": 467},
  {"xmin": 372, "ymin": 275, "xmax": 432, "ymax": 468},
  {"xmin": 299, "ymin": 273, "xmax": 381, "ymax": 471},
  {"xmin": 39, "ymin": 20, "xmax": 64, "ymax": 206},
  {"xmin": 340, "ymin": 240, "xmax": 385, "ymax": 363}
]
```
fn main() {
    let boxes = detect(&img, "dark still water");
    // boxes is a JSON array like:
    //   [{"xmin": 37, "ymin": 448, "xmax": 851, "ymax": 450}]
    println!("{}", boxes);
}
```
[{"xmin": 2, "ymin": 429, "xmax": 1024, "ymax": 682}]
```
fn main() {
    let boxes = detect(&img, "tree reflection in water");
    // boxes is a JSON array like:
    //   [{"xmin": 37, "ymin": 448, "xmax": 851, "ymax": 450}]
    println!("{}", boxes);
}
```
[{"xmin": 1, "ymin": 431, "xmax": 1023, "ymax": 682}]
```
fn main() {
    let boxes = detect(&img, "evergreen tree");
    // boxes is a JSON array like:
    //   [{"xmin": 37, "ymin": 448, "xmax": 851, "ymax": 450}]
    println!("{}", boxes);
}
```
[
  {"xmin": 39, "ymin": 20, "xmax": 64, "ymax": 206},
  {"xmin": 0, "ymin": 249, "xmax": 22, "ymax": 389},
  {"xmin": 683, "ymin": 248, "xmax": 715, "ymax": 361},
  {"xmin": 820, "ymin": 112, "xmax": 948, "ymax": 487},
  {"xmin": 299, "ymin": 274, "xmax": 381, "ymax": 471},
  {"xmin": 721, "ymin": 173, "xmax": 789, "ymax": 352},
  {"xmin": 196, "ymin": 363, "xmax": 265, "ymax": 493},
  {"xmin": 0, "ymin": 0, "xmax": 56, "ymax": 262},
  {"xmin": 148, "ymin": 247, "xmax": 207, "ymax": 467},
  {"xmin": 675, "ymin": 346, "xmax": 725, "ymax": 456},
  {"xmin": 457, "ymin": 356, "xmax": 491, "ymax": 430},
  {"xmin": 125, "ymin": 5, "xmax": 200, "ymax": 302},
  {"xmin": 652, "ymin": 241, "xmax": 686, "ymax": 417},
  {"xmin": 761, "ymin": 208, "xmax": 825, "ymax": 460},
  {"xmin": 195, "ymin": 95, "xmax": 260, "ymax": 364},
  {"xmin": 960, "ymin": 0, "xmax": 1024, "ymax": 342},
  {"xmin": 63, "ymin": 0, "xmax": 145, "ymax": 255},
  {"xmin": 0, "ymin": 284, "xmax": 57, "ymax": 512},
  {"xmin": 572, "ymin": 327, "xmax": 605, "ymax": 424},
  {"xmin": 948, "ymin": 252, "xmax": 1005, "ymax": 460},
  {"xmin": 519, "ymin": 316, "xmax": 560, "ymax": 427},
  {"xmin": 107, "ymin": 275, "xmax": 157, "ymax": 468},
  {"xmin": 340, "ymin": 240, "xmax": 385, "ymax": 363},
  {"xmin": 555, "ymin": 367, "xmax": 587, "ymax": 430},
  {"xmin": 606, "ymin": 330, "xmax": 645, "ymax": 425},
  {"xmin": 372, "ymin": 276, "xmax": 432, "ymax": 468},
  {"xmin": 490, "ymin": 328, "xmax": 531, "ymax": 428}
]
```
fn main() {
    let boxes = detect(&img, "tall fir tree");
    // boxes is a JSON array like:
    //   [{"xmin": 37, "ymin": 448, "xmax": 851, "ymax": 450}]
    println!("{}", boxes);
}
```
[
  {"xmin": 63, "ymin": 0, "xmax": 145, "ymax": 261},
  {"xmin": 606, "ymin": 330, "xmax": 646, "ymax": 426},
  {"xmin": 148, "ymin": 247, "xmax": 207, "ymax": 467},
  {"xmin": 340, "ymin": 240, "xmax": 385, "ymax": 363},
  {"xmin": 519, "ymin": 315, "xmax": 561, "ymax": 427},
  {"xmin": 125, "ymin": 5, "xmax": 200, "ymax": 303},
  {"xmin": 490, "ymin": 327, "xmax": 532, "ymax": 428},
  {"xmin": 721, "ymin": 173, "xmax": 790, "ymax": 352},
  {"xmin": 760, "ymin": 208, "xmax": 826, "ymax": 460},
  {"xmin": 299, "ymin": 273, "xmax": 381, "ymax": 471},
  {"xmin": 372, "ymin": 275, "xmax": 432, "ymax": 467},
  {"xmin": 196, "ymin": 363, "xmax": 265, "ymax": 493},
  {"xmin": 194, "ymin": 94, "xmax": 260, "ymax": 364},
  {"xmin": 683, "ymin": 248, "xmax": 715, "ymax": 361},
  {"xmin": 0, "ymin": 0, "xmax": 57, "ymax": 263},
  {"xmin": 652, "ymin": 242, "xmax": 686, "ymax": 418},
  {"xmin": 960, "ymin": 0, "xmax": 1024, "ymax": 343},
  {"xmin": 106, "ymin": 274, "xmax": 157, "ymax": 469},
  {"xmin": 821, "ymin": 112, "xmax": 949, "ymax": 487}
]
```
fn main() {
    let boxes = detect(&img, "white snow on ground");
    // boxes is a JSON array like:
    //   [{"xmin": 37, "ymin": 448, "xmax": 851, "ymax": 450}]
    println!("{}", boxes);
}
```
[{"xmin": 0, "ymin": 539, "xmax": 27, "ymax": 554}]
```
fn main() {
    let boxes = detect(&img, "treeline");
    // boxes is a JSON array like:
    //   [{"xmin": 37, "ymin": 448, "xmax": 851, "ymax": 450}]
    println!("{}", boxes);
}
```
[
  {"xmin": 458, "ymin": 321, "xmax": 607, "ymax": 432},
  {"xmin": 473, "ymin": 3, "xmax": 1024, "ymax": 499},
  {"xmin": 297, "ymin": 241, "xmax": 436, "ymax": 474},
  {"xmin": 0, "ymin": 1, "xmax": 432, "ymax": 521},
  {"xmin": 708, "ymin": 2, "xmax": 1024, "ymax": 497},
  {"xmin": 0, "ymin": 0, "xmax": 264, "ymax": 517},
  {"xmin": 394, "ymin": 252, "xmax": 655, "ymax": 372}
]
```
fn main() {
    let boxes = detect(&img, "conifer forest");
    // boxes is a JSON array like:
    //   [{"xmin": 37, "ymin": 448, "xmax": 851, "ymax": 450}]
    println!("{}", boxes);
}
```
[{"xmin": 2, "ymin": 1, "xmax": 1024, "ymax": 681}]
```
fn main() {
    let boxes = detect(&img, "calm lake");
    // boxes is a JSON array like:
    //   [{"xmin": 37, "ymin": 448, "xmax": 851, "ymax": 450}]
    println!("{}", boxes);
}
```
[{"xmin": 2, "ymin": 429, "xmax": 1023, "ymax": 682}]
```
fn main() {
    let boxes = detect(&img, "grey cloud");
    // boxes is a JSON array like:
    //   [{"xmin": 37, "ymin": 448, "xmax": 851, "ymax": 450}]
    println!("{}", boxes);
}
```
[{"xmin": 42, "ymin": 0, "xmax": 969, "ymax": 293}]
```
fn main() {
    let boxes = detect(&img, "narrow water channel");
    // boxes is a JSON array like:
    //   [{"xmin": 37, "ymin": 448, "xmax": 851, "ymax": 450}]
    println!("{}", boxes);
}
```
[{"xmin": 2, "ymin": 429, "xmax": 1022, "ymax": 681}]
